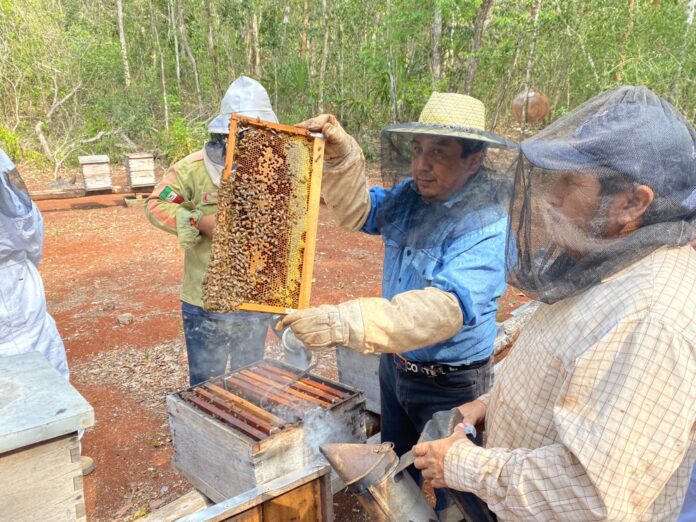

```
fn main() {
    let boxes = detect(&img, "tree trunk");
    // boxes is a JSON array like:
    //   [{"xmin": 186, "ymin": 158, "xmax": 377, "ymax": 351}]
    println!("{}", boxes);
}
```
[
  {"xmin": 386, "ymin": 0, "xmax": 398, "ymax": 122},
  {"xmin": 116, "ymin": 0, "xmax": 131, "ymax": 88},
  {"xmin": 520, "ymin": 0, "xmax": 543, "ymax": 137},
  {"xmin": 244, "ymin": 18, "xmax": 252, "ymax": 73},
  {"xmin": 251, "ymin": 11, "xmax": 261, "ymax": 78},
  {"xmin": 168, "ymin": 0, "xmax": 181, "ymax": 91},
  {"xmin": 204, "ymin": 0, "xmax": 222, "ymax": 98},
  {"xmin": 431, "ymin": 7, "xmax": 442, "ymax": 88},
  {"xmin": 338, "ymin": 22, "xmax": 345, "ymax": 121},
  {"xmin": 318, "ymin": 0, "xmax": 330, "ymax": 113},
  {"xmin": 491, "ymin": 40, "xmax": 520, "ymax": 128},
  {"xmin": 177, "ymin": 4, "xmax": 203, "ymax": 108},
  {"xmin": 34, "ymin": 121, "xmax": 52, "ymax": 161},
  {"xmin": 301, "ymin": 0, "xmax": 309, "ymax": 60},
  {"xmin": 150, "ymin": 1, "xmax": 169, "ymax": 130},
  {"xmin": 463, "ymin": 0, "xmax": 495, "ymax": 95}
]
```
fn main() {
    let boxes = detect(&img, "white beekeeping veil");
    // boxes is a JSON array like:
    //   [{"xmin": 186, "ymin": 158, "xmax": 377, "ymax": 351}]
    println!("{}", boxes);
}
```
[{"xmin": 205, "ymin": 76, "xmax": 279, "ymax": 186}]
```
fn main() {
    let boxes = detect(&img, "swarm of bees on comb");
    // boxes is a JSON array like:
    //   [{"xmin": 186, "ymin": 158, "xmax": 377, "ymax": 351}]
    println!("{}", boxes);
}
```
[{"xmin": 203, "ymin": 118, "xmax": 323, "ymax": 314}]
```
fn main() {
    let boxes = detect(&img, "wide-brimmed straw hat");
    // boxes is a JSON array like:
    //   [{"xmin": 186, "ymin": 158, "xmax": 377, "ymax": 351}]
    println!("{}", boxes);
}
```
[{"xmin": 383, "ymin": 92, "xmax": 516, "ymax": 148}]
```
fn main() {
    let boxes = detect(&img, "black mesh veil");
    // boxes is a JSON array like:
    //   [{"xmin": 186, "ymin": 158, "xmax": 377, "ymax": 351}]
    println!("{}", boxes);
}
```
[{"xmin": 507, "ymin": 86, "xmax": 696, "ymax": 303}]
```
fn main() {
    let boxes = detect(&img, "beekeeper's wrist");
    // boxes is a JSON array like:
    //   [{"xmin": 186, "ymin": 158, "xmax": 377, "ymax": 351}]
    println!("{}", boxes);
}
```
[
  {"xmin": 336, "ymin": 299, "xmax": 366, "ymax": 351},
  {"xmin": 196, "ymin": 213, "xmax": 216, "ymax": 238},
  {"xmin": 324, "ymin": 135, "xmax": 363, "ymax": 173}
]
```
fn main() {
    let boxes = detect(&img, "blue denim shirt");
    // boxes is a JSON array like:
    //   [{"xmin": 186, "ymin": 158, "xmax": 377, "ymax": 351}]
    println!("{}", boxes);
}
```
[{"xmin": 361, "ymin": 176, "xmax": 508, "ymax": 365}]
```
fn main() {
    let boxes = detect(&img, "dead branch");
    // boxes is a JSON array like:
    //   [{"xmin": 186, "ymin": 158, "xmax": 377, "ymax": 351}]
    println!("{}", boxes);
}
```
[{"xmin": 47, "ymin": 83, "xmax": 82, "ymax": 121}]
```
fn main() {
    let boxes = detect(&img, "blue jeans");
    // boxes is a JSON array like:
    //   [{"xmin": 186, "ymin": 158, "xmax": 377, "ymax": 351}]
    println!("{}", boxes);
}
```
[
  {"xmin": 379, "ymin": 353, "xmax": 494, "ymax": 515},
  {"xmin": 181, "ymin": 302, "xmax": 272, "ymax": 386}
]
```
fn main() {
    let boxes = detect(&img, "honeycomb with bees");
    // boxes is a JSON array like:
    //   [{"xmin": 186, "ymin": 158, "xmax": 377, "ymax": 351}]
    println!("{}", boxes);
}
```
[{"xmin": 203, "ymin": 116, "xmax": 324, "ymax": 314}]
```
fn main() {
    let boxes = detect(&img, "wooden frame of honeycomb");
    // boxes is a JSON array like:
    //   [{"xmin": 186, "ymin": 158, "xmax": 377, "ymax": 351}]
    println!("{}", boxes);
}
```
[{"xmin": 203, "ymin": 115, "xmax": 324, "ymax": 314}]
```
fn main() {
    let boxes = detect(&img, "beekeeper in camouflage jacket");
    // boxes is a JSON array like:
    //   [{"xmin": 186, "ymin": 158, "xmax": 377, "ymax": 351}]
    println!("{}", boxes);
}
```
[{"xmin": 145, "ymin": 76, "xmax": 277, "ymax": 386}]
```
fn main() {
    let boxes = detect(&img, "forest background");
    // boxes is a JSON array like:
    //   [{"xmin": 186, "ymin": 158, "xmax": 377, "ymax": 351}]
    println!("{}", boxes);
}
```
[{"xmin": 0, "ymin": 0, "xmax": 694, "ymax": 178}]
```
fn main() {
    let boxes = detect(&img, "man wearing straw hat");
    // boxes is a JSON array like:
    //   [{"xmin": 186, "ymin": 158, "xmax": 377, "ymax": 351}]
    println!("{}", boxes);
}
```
[{"xmin": 280, "ymin": 93, "xmax": 516, "ymax": 519}]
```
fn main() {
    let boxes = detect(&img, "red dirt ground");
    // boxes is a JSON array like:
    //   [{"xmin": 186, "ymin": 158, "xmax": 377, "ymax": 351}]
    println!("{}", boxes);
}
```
[{"xmin": 35, "ymin": 191, "xmax": 526, "ymax": 521}]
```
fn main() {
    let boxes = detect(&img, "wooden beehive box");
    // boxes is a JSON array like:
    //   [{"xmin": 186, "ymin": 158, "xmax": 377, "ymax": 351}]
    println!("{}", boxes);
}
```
[
  {"xmin": 167, "ymin": 359, "xmax": 366, "ymax": 503},
  {"xmin": 178, "ymin": 465, "xmax": 332, "ymax": 522},
  {"xmin": 78, "ymin": 154, "xmax": 111, "ymax": 191},
  {"xmin": 0, "ymin": 352, "xmax": 95, "ymax": 521},
  {"xmin": 125, "ymin": 152, "xmax": 156, "ymax": 188}
]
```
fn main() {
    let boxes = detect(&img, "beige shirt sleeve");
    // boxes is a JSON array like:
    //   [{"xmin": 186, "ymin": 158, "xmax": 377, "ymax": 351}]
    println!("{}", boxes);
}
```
[
  {"xmin": 445, "ymin": 314, "xmax": 696, "ymax": 521},
  {"xmin": 476, "ymin": 391, "xmax": 491, "ymax": 410},
  {"xmin": 321, "ymin": 136, "xmax": 371, "ymax": 231}
]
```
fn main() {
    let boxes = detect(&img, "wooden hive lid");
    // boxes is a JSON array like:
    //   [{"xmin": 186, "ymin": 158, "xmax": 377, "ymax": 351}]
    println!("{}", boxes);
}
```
[
  {"xmin": 78, "ymin": 154, "xmax": 110, "ymax": 165},
  {"xmin": 126, "ymin": 152, "xmax": 153, "ymax": 160},
  {"xmin": 0, "ymin": 352, "xmax": 94, "ymax": 453}
]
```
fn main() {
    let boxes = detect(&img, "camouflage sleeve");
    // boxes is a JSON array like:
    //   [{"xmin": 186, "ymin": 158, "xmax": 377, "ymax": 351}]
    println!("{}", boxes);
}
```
[{"xmin": 144, "ymin": 158, "xmax": 191, "ymax": 235}]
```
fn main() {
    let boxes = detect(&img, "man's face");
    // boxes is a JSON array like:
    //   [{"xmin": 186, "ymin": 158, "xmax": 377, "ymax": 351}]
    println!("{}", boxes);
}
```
[
  {"xmin": 542, "ymin": 170, "xmax": 636, "ymax": 256},
  {"xmin": 411, "ymin": 135, "xmax": 482, "ymax": 202}
]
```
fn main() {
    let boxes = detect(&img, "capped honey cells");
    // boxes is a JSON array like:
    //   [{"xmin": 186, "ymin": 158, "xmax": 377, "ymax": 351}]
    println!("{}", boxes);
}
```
[{"xmin": 203, "ymin": 116, "xmax": 324, "ymax": 314}]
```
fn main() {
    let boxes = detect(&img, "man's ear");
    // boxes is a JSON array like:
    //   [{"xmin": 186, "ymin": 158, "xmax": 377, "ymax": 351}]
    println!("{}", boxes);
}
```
[
  {"xmin": 464, "ymin": 150, "xmax": 485, "ymax": 175},
  {"xmin": 618, "ymin": 184, "xmax": 654, "ymax": 225}
]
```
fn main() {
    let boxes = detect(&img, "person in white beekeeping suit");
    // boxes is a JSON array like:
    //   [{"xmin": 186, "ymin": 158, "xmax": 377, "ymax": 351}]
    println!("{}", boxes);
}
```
[{"xmin": 0, "ymin": 148, "xmax": 94, "ymax": 475}]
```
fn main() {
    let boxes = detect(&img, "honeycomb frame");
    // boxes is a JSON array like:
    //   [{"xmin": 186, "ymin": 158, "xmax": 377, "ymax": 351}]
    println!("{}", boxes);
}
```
[{"xmin": 203, "ymin": 115, "xmax": 324, "ymax": 314}]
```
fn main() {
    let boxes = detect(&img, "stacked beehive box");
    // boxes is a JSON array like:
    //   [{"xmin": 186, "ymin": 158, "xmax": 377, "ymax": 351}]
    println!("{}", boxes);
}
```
[
  {"xmin": 125, "ymin": 152, "xmax": 156, "ymax": 189},
  {"xmin": 78, "ymin": 154, "xmax": 111, "ymax": 191}
]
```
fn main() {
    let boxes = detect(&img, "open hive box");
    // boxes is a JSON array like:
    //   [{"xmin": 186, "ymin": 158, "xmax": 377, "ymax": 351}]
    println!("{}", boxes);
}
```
[
  {"xmin": 167, "ymin": 359, "xmax": 366, "ymax": 502},
  {"xmin": 203, "ymin": 116, "xmax": 324, "ymax": 315}
]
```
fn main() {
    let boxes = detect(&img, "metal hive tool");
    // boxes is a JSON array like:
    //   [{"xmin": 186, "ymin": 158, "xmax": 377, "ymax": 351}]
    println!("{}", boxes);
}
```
[{"xmin": 203, "ymin": 115, "xmax": 325, "ymax": 314}]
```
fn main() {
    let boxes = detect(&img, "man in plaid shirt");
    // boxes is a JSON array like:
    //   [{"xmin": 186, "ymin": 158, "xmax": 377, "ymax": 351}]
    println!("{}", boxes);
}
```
[{"xmin": 414, "ymin": 86, "xmax": 696, "ymax": 520}]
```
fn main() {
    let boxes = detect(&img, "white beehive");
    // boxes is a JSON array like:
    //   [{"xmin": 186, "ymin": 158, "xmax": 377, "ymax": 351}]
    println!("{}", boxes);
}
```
[
  {"xmin": 125, "ymin": 152, "xmax": 156, "ymax": 188},
  {"xmin": 78, "ymin": 154, "xmax": 111, "ymax": 191}
]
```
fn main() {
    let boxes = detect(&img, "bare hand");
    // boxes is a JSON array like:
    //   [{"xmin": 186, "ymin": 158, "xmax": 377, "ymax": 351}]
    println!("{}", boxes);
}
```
[
  {"xmin": 196, "ymin": 213, "xmax": 217, "ymax": 238},
  {"xmin": 457, "ymin": 399, "xmax": 487, "ymax": 429},
  {"xmin": 295, "ymin": 114, "xmax": 353, "ymax": 163},
  {"xmin": 413, "ymin": 425, "xmax": 474, "ymax": 489}
]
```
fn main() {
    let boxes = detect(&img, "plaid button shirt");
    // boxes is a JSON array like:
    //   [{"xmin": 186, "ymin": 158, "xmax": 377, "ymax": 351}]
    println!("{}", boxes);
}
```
[{"xmin": 445, "ymin": 245, "xmax": 696, "ymax": 521}]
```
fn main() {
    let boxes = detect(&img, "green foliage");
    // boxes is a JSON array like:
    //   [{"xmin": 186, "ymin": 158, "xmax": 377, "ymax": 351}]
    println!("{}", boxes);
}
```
[
  {"xmin": 0, "ymin": 125, "xmax": 20, "ymax": 159},
  {"xmin": 0, "ymin": 0, "xmax": 694, "ymax": 173},
  {"xmin": 158, "ymin": 117, "xmax": 207, "ymax": 164}
]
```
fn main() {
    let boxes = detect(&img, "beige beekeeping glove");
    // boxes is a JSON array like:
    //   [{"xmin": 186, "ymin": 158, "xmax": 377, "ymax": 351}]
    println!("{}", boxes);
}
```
[
  {"xmin": 277, "ymin": 287, "xmax": 463, "ymax": 354},
  {"xmin": 296, "ymin": 114, "xmax": 371, "ymax": 231}
]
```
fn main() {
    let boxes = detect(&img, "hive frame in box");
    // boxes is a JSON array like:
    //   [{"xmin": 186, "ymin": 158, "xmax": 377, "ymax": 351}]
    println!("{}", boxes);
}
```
[{"xmin": 206, "ymin": 115, "xmax": 324, "ymax": 315}]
